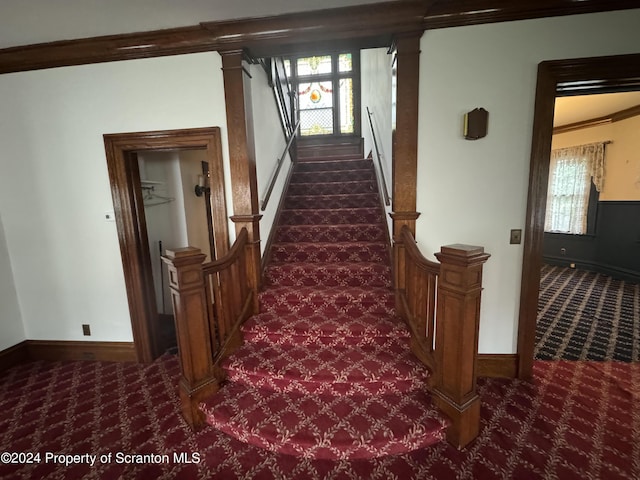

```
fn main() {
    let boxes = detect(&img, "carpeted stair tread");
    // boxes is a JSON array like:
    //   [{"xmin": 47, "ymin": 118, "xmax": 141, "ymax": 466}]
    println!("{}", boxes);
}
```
[
  {"xmin": 278, "ymin": 208, "xmax": 383, "ymax": 225},
  {"xmin": 294, "ymin": 158, "xmax": 372, "ymax": 172},
  {"xmin": 264, "ymin": 262, "xmax": 391, "ymax": 288},
  {"xmin": 296, "ymin": 153, "xmax": 365, "ymax": 163},
  {"xmin": 269, "ymin": 241, "xmax": 390, "ymax": 264},
  {"xmin": 285, "ymin": 193, "xmax": 380, "ymax": 209},
  {"xmin": 275, "ymin": 224, "xmax": 386, "ymax": 243},
  {"xmin": 287, "ymin": 180, "xmax": 375, "ymax": 196},
  {"xmin": 259, "ymin": 286, "xmax": 395, "ymax": 316},
  {"xmin": 242, "ymin": 311, "xmax": 409, "ymax": 346},
  {"xmin": 223, "ymin": 341, "xmax": 429, "ymax": 395},
  {"xmin": 291, "ymin": 170, "xmax": 375, "ymax": 184},
  {"xmin": 200, "ymin": 383, "xmax": 448, "ymax": 460}
]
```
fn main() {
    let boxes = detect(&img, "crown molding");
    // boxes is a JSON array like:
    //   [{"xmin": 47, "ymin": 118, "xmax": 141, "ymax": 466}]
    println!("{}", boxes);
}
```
[{"xmin": 553, "ymin": 103, "xmax": 640, "ymax": 134}]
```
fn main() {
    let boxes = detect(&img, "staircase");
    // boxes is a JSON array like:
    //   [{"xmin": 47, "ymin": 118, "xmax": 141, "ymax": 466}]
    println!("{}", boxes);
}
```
[{"xmin": 199, "ymin": 145, "xmax": 448, "ymax": 459}]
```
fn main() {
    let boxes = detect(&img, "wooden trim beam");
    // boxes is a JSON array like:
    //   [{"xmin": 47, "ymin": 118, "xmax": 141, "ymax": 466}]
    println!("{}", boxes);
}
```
[
  {"xmin": 1, "ymin": 1, "xmax": 636, "ymax": 74},
  {"xmin": 424, "ymin": 0, "xmax": 640, "ymax": 29}
]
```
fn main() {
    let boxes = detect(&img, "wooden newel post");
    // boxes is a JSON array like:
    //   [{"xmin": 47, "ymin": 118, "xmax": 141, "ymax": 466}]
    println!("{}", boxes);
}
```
[
  {"xmin": 162, "ymin": 247, "xmax": 222, "ymax": 429},
  {"xmin": 432, "ymin": 244, "xmax": 490, "ymax": 449}
]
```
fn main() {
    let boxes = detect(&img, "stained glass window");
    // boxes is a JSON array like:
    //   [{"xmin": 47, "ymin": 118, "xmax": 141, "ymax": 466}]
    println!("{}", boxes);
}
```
[
  {"xmin": 298, "ymin": 81, "xmax": 334, "ymax": 136},
  {"xmin": 297, "ymin": 55, "xmax": 332, "ymax": 76},
  {"xmin": 339, "ymin": 53, "xmax": 352, "ymax": 73},
  {"xmin": 339, "ymin": 78, "xmax": 354, "ymax": 134},
  {"xmin": 290, "ymin": 52, "xmax": 358, "ymax": 137}
]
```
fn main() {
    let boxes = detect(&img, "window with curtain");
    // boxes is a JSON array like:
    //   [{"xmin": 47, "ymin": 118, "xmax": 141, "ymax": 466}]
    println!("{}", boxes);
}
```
[{"xmin": 544, "ymin": 142, "xmax": 606, "ymax": 235}]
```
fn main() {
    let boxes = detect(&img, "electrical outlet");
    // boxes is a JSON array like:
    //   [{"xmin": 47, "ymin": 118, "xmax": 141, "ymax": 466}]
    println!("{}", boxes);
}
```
[
  {"xmin": 510, "ymin": 229, "xmax": 522, "ymax": 244},
  {"xmin": 82, "ymin": 324, "xmax": 91, "ymax": 336}
]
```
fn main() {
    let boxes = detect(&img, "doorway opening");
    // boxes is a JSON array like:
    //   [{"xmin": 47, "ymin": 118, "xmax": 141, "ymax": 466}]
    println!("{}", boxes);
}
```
[
  {"xmin": 535, "ymin": 92, "xmax": 640, "ymax": 363},
  {"xmin": 104, "ymin": 127, "xmax": 228, "ymax": 363},
  {"xmin": 517, "ymin": 53, "xmax": 640, "ymax": 378}
]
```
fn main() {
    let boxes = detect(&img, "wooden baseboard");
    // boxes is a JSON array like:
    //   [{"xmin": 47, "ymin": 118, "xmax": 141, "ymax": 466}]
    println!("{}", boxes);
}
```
[
  {"xmin": 26, "ymin": 340, "xmax": 137, "ymax": 362},
  {"xmin": 477, "ymin": 354, "xmax": 519, "ymax": 378},
  {"xmin": 0, "ymin": 341, "xmax": 30, "ymax": 373}
]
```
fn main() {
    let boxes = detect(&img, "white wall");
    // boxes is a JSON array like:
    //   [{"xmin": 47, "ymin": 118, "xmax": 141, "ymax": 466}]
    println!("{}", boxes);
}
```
[
  {"xmin": 0, "ymin": 214, "xmax": 25, "ymax": 350},
  {"xmin": 249, "ymin": 64, "xmax": 291, "ymax": 255},
  {"xmin": 0, "ymin": 52, "xmax": 231, "ymax": 343},
  {"xmin": 417, "ymin": 9, "xmax": 640, "ymax": 354},
  {"xmin": 361, "ymin": 47, "xmax": 394, "ymax": 236}
]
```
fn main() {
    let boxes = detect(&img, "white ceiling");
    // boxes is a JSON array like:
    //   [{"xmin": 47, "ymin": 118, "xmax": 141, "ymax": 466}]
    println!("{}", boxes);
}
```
[
  {"xmin": 0, "ymin": 0, "xmax": 392, "ymax": 50},
  {"xmin": 554, "ymin": 91, "xmax": 640, "ymax": 127}
]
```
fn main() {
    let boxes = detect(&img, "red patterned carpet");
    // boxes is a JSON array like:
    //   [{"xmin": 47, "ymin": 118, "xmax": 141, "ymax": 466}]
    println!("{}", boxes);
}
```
[{"xmin": 1, "ymin": 356, "xmax": 638, "ymax": 479}]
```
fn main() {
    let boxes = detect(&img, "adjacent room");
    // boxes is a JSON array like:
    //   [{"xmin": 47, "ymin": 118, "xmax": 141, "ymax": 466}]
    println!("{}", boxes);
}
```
[{"xmin": 536, "ymin": 91, "xmax": 640, "ymax": 362}]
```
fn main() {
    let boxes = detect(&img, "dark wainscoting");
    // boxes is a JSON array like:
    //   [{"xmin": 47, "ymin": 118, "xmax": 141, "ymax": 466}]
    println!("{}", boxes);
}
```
[{"xmin": 543, "ymin": 201, "xmax": 640, "ymax": 282}]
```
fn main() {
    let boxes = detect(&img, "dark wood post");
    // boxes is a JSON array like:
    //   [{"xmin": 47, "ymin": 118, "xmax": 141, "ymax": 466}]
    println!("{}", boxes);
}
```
[
  {"xmin": 390, "ymin": 31, "xmax": 422, "ymax": 297},
  {"xmin": 221, "ymin": 49, "xmax": 262, "ymax": 315},
  {"xmin": 163, "ymin": 247, "xmax": 222, "ymax": 429},
  {"xmin": 432, "ymin": 244, "xmax": 490, "ymax": 449}
]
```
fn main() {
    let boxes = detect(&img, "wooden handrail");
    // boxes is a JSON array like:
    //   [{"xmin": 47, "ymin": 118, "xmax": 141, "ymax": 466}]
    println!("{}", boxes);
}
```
[
  {"xmin": 366, "ymin": 106, "xmax": 391, "ymax": 206},
  {"xmin": 162, "ymin": 227, "xmax": 254, "ymax": 429},
  {"xmin": 260, "ymin": 118, "xmax": 300, "ymax": 211},
  {"xmin": 395, "ymin": 225, "xmax": 490, "ymax": 449}
]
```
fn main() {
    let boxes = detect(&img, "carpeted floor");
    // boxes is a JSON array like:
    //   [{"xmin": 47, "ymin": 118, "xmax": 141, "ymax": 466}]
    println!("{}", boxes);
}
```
[
  {"xmin": 1, "ymin": 354, "xmax": 638, "ymax": 479},
  {"xmin": 536, "ymin": 264, "xmax": 640, "ymax": 362}
]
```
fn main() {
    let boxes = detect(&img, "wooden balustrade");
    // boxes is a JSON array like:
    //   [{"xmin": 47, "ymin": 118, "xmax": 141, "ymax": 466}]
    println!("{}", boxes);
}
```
[
  {"xmin": 396, "ymin": 226, "xmax": 440, "ymax": 375},
  {"xmin": 395, "ymin": 225, "xmax": 490, "ymax": 448},
  {"xmin": 162, "ymin": 228, "xmax": 254, "ymax": 429}
]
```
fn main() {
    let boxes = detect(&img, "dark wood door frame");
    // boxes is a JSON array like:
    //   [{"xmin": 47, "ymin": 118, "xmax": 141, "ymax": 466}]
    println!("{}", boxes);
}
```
[
  {"xmin": 517, "ymin": 52, "xmax": 640, "ymax": 379},
  {"xmin": 104, "ymin": 127, "xmax": 229, "ymax": 363}
]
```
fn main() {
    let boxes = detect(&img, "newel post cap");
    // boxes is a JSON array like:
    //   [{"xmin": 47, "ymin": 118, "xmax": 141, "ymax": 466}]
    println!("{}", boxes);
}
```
[
  {"xmin": 435, "ymin": 244, "xmax": 491, "ymax": 266},
  {"xmin": 162, "ymin": 247, "xmax": 206, "ymax": 266}
]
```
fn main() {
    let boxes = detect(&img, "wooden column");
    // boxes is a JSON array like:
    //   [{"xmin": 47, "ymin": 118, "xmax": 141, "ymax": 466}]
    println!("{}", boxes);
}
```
[
  {"xmin": 221, "ymin": 49, "xmax": 262, "ymax": 314},
  {"xmin": 432, "ymin": 244, "xmax": 490, "ymax": 449},
  {"xmin": 162, "ymin": 247, "xmax": 222, "ymax": 429},
  {"xmin": 390, "ymin": 32, "xmax": 422, "ymax": 299}
]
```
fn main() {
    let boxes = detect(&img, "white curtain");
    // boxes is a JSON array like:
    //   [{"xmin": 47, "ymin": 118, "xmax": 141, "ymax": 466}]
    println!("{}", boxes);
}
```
[{"xmin": 544, "ymin": 142, "xmax": 606, "ymax": 234}]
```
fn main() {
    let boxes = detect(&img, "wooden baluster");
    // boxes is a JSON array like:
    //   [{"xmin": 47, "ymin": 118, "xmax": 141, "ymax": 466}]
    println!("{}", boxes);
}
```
[
  {"xmin": 426, "ymin": 273, "xmax": 436, "ymax": 349},
  {"xmin": 432, "ymin": 244, "xmax": 490, "ymax": 449},
  {"xmin": 162, "ymin": 247, "xmax": 223, "ymax": 429},
  {"xmin": 212, "ymin": 271, "xmax": 226, "ymax": 351},
  {"xmin": 394, "ymin": 238, "xmax": 407, "ymax": 317}
]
